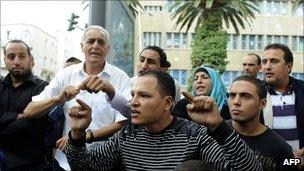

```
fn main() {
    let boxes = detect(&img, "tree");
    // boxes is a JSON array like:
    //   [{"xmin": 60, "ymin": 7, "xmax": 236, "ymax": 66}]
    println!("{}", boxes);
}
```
[
  {"xmin": 170, "ymin": 0, "xmax": 258, "ymax": 89},
  {"xmin": 170, "ymin": 0, "xmax": 259, "ymax": 34},
  {"xmin": 191, "ymin": 12, "xmax": 228, "ymax": 74}
]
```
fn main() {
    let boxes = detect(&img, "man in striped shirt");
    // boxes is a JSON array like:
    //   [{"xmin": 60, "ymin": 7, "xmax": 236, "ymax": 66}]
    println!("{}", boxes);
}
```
[
  {"xmin": 262, "ymin": 43, "xmax": 304, "ymax": 167},
  {"xmin": 65, "ymin": 70, "xmax": 262, "ymax": 170}
]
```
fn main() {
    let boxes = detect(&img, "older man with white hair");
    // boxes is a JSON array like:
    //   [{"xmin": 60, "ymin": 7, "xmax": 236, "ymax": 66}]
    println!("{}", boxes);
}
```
[{"xmin": 24, "ymin": 25, "xmax": 132, "ymax": 170}]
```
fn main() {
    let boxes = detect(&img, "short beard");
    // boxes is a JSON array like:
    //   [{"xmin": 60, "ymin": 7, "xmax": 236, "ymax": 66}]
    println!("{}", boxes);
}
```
[{"xmin": 9, "ymin": 69, "xmax": 31, "ymax": 81}]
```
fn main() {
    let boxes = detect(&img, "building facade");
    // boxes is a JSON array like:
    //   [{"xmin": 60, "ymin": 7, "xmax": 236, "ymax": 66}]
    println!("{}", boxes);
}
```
[
  {"xmin": 135, "ymin": 0, "xmax": 304, "ymax": 89},
  {"xmin": 1, "ymin": 23, "xmax": 58, "ymax": 81}
]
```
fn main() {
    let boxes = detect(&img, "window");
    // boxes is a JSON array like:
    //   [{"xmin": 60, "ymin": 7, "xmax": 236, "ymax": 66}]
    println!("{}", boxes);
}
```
[
  {"xmin": 169, "ymin": 69, "xmax": 188, "ymax": 86},
  {"xmin": 143, "ymin": 32, "xmax": 161, "ymax": 48},
  {"xmin": 258, "ymin": 0, "xmax": 264, "ymax": 14},
  {"xmin": 242, "ymin": 34, "xmax": 247, "ymax": 50},
  {"xmin": 182, "ymin": 33, "xmax": 187, "ymax": 48},
  {"xmin": 266, "ymin": 1, "xmax": 272, "ymax": 15},
  {"xmin": 145, "ymin": 6, "xmax": 162, "ymax": 12},
  {"xmin": 249, "ymin": 35, "xmax": 256, "ymax": 50},
  {"xmin": 167, "ymin": 0, "xmax": 173, "ymax": 12},
  {"xmin": 233, "ymin": 34, "xmax": 238, "ymax": 49},
  {"xmin": 292, "ymin": 36, "xmax": 297, "ymax": 51},
  {"xmin": 166, "ymin": 33, "xmax": 172, "ymax": 48},
  {"xmin": 167, "ymin": 33, "xmax": 188, "ymax": 48},
  {"xmin": 227, "ymin": 34, "xmax": 231, "ymax": 49},
  {"xmin": 191, "ymin": 33, "xmax": 196, "ymax": 45},
  {"xmin": 299, "ymin": 36, "xmax": 304, "ymax": 51},
  {"xmin": 281, "ymin": 1, "xmax": 288, "ymax": 15},
  {"xmin": 174, "ymin": 33, "xmax": 180, "ymax": 48},
  {"xmin": 262, "ymin": 1, "xmax": 292, "ymax": 16},
  {"xmin": 273, "ymin": 1, "xmax": 281, "ymax": 15},
  {"xmin": 274, "ymin": 35, "xmax": 281, "ymax": 43},
  {"xmin": 171, "ymin": 70, "xmax": 179, "ymax": 82},
  {"xmin": 226, "ymin": 34, "xmax": 238, "ymax": 50},
  {"xmin": 267, "ymin": 35, "xmax": 272, "ymax": 45},
  {"xmin": 221, "ymin": 71, "xmax": 242, "ymax": 88},
  {"xmin": 293, "ymin": 4, "xmax": 304, "ymax": 16},
  {"xmin": 257, "ymin": 35, "xmax": 264, "ymax": 50},
  {"xmin": 282, "ymin": 36, "xmax": 288, "ymax": 46}
]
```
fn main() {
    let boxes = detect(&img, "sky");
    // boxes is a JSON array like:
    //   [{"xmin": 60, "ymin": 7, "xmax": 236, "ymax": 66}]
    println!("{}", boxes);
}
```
[
  {"xmin": 1, "ymin": 0, "xmax": 88, "ymax": 35},
  {"xmin": 1, "ymin": 0, "xmax": 89, "ymax": 67}
]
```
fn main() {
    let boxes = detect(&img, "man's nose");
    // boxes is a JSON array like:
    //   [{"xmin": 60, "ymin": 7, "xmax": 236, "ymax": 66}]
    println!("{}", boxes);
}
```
[
  {"xmin": 92, "ymin": 41, "xmax": 100, "ymax": 48},
  {"xmin": 142, "ymin": 60, "xmax": 148, "ymax": 68},
  {"xmin": 130, "ymin": 96, "xmax": 139, "ymax": 106},
  {"xmin": 232, "ymin": 96, "xmax": 241, "ymax": 106},
  {"xmin": 263, "ymin": 61, "xmax": 271, "ymax": 70},
  {"xmin": 13, "ymin": 57, "xmax": 21, "ymax": 64}
]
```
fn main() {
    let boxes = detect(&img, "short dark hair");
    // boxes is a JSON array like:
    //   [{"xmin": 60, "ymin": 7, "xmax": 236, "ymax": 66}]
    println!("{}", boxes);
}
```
[
  {"xmin": 3, "ymin": 39, "xmax": 31, "ymax": 56},
  {"xmin": 66, "ymin": 57, "xmax": 82, "ymax": 63},
  {"xmin": 232, "ymin": 75, "xmax": 267, "ymax": 99},
  {"xmin": 264, "ymin": 43, "xmax": 293, "ymax": 64},
  {"xmin": 246, "ymin": 53, "xmax": 261, "ymax": 65},
  {"xmin": 140, "ymin": 46, "xmax": 171, "ymax": 68},
  {"xmin": 139, "ymin": 70, "xmax": 175, "ymax": 100}
]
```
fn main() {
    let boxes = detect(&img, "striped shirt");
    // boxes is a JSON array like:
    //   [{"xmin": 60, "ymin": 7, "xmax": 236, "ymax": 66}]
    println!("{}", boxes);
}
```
[
  {"xmin": 269, "ymin": 87, "xmax": 299, "ymax": 151},
  {"xmin": 66, "ymin": 117, "xmax": 262, "ymax": 170}
]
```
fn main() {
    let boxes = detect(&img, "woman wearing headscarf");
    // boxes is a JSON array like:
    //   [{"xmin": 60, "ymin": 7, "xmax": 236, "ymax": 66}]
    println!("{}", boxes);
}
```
[{"xmin": 173, "ymin": 65, "xmax": 231, "ymax": 120}]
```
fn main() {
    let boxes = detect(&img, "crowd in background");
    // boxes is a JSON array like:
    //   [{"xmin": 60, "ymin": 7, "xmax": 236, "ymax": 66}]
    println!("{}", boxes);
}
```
[{"xmin": 0, "ymin": 25, "xmax": 303, "ymax": 171}]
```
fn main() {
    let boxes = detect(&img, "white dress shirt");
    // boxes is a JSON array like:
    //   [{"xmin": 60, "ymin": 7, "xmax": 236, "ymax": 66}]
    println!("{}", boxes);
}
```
[{"xmin": 32, "ymin": 61, "xmax": 132, "ymax": 170}]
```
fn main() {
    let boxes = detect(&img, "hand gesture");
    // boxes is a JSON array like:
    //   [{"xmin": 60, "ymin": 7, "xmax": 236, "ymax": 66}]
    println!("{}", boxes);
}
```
[
  {"xmin": 293, "ymin": 147, "xmax": 304, "ymax": 169},
  {"xmin": 56, "ymin": 135, "xmax": 68, "ymax": 151},
  {"xmin": 54, "ymin": 85, "xmax": 80, "ymax": 104},
  {"xmin": 182, "ymin": 91, "xmax": 223, "ymax": 131},
  {"xmin": 69, "ymin": 99, "xmax": 92, "ymax": 139},
  {"xmin": 78, "ymin": 75, "xmax": 115, "ymax": 100}
]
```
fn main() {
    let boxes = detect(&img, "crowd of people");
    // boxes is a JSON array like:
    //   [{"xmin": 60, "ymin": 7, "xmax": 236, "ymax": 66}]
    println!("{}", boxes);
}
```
[{"xmin": 0, "ymin": 25, "xmax": 303, "ymax": 171}]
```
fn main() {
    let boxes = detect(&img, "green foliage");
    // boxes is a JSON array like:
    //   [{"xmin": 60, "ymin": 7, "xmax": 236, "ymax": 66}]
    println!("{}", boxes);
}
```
[
  {"xmin": 126, "ymin": 0, "xmax": 145, "ymax": 16},
  {"xmin": 191, "ymin": 13, "xmax": 228, "ymax": 74},
  {"xmin": 170, "ymin": 0, "xmax": 259, "ymax": 34},
  {"xmin": 188, "ymin": 13, "xmax": 228, "ymax": 91}
]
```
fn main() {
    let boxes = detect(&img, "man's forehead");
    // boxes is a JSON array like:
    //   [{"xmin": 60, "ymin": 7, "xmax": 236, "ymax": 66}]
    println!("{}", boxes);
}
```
[
  {"xmin": 244, "ymin": 55, "xmax": 258, "ymax": 63},
  {"xmin": 133, "ymin": 76, "xmax": 157, "ymax": 90},
  {"xmin": 6, "ymin": 43, "xmax": 28, "ymax": 52},
  {"xmin": 85, "ymin": 29, "xmax": 106, "ymax": 39},
  {"xmin": 229, "ymin": 81, "xmax": 257, "ymax": 94},
  {"xmin": 6, "ymin": 42, "xmax": 26, "ymax": 49},
  {"xmin": 140, "ymin": 50, "xmax": 160, "ymax": 59},
  {"xmin": 263, "ymin": 49, "xmax": 284, "ymax": 57}
]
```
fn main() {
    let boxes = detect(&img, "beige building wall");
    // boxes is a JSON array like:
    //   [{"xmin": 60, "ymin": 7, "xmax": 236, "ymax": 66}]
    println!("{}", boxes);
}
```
[
  {"xmin": 1, "ymin": 23, "xmax": 58, "ymax": 81},
  {"xmin": 134, "ymin": 0, "xmax": 304, "ymax": 79}
]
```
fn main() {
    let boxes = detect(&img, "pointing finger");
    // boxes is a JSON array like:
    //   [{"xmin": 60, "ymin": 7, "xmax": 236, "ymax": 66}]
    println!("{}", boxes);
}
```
[
  {"xmin": 76, "ymin": 99, "xmax": 90, "ymax": 110},
  {"xmin": 78, "ymin": 76, "xmax": 91, "ymax": 90},
  {"xmin": 182, "ymin": 91, "xmax": 194, "ymax": 102}
]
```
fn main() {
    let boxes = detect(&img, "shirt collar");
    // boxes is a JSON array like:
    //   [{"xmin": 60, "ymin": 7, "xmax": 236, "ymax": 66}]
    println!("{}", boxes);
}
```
[
  {"xmin": 267, "ymin": 77, "xmax": 293, "ymax": 95},
  {"xmin": 2, "ymin": 71, "xmax": 36, "ymax": 86},
  {"xmin": 79, "ymin": 61, "xmax": 111, "ymax": 80}
]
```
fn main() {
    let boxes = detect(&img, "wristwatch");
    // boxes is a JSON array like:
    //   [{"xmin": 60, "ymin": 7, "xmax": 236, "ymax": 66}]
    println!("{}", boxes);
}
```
[{"xmin": 86, "ymin": 129, "xmax": 94, "ymax": 144}]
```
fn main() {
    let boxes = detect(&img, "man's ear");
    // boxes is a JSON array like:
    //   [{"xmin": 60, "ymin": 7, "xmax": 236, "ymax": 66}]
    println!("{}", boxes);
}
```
[
  {"xmin": 286, "ymin": 62, "xmax": 293, "ymax": 73},
  {"xmin": 30, "ymin": 55, "xmax": 35, "ymax": 68},
  {"xmin": 160, "ymin": 67, "xmax": 167, "ymax": 72},
  {"xmin": 259, "ymin": 98, "xmax": 267, "ymax": 110},
  {"xmin": 163, "ymin": 96, "xmax": 173, "ymax": 111}
]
